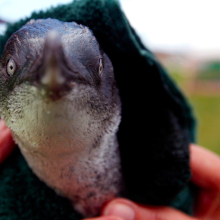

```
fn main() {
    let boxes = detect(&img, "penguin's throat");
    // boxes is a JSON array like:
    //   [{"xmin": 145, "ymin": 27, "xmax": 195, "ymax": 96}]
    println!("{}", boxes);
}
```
[{"xmin": 11, "ymin": 98, "xmax": 93, "ymax": 157}]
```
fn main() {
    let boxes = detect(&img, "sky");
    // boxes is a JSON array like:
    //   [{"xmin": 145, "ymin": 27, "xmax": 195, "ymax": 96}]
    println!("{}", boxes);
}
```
[{"xmin": 0, "ymin": 0, "xmax": 220, "ymax": 57}]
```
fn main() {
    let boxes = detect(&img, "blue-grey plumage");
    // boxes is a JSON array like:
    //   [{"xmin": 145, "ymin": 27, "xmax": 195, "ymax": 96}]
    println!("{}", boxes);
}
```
[{"xmin": 0, "ymin": 19, "xmax": 123, "ymax": 217}]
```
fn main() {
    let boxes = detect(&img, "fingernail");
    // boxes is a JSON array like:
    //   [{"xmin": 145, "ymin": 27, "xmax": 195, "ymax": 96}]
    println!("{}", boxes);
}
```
[{"xmin": 104, "ymin": 203, "xmax": 135, "ymax": 220}]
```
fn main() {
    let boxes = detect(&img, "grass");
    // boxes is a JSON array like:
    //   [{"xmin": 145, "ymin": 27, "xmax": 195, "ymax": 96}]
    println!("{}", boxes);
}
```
[
  {"xmin": 169, "ymin": 72, "xmax": 220, "ymax": 154},
  {"xmin": 168, "ymin": 70, "xmax": 220, "ymax": 155},
  {"xmin": 189, "ymin": 95, "xmax": 220, "ymax": 155}
]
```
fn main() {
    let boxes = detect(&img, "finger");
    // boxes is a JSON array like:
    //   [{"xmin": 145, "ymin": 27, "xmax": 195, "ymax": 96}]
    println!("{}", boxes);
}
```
[
  {"xmin": 0, "ymin": 120, "xmax": 15, "ymax": 164},
  {"xmin": 84, "ymin": 216, "xmax": 123, "ymax": 220},
  {"xmin": 102, "ymin": 198, "xmax": 198, "ymax": 220},
  {"xmin": 0, "ymin": 119, "xmax": 8, "ymax": 131},
  {"xmin": 194, "ymin": 189, "xmax": 220, "ymax": 218},
  {"xmin": 190, "ymin": 144, "xmax": 220, "ymax": 191}
]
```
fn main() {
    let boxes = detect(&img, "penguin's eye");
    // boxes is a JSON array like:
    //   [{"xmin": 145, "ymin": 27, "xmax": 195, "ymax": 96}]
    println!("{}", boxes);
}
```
[
  {"xmin": 95, "ymin": 58, "xmax": 103, "ymax": 76},
  {"xmin": 6, "ymin": 58, "xmax": 16, "ymax": 76}
]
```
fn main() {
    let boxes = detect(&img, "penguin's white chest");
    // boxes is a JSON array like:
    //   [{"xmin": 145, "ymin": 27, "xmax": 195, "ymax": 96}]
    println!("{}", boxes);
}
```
[{"xmin": 3, "ymin": 84, "xmax": 123, "ymax": 217}]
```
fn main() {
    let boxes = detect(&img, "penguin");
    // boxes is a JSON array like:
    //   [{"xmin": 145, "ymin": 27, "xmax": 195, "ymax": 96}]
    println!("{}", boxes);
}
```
[{"xmin": 0, "ymin": 19, "xmax": 124, "ymax": 217}]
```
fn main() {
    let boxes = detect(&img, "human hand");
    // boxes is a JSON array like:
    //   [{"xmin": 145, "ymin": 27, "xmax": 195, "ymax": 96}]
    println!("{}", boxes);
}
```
[
  {"xmin": 85, "ymin": 144, "xmax": 220, "ymax": 220},
  {"xmin": 84, "ymin": 198, "xmax": 198, "ymax": 220},
  {"xmin": 190, "ymin": 144, "xmax": 220, "ymax": 219},
  {"xmin": 0, "ymin": 120, "xmax": 15, "ymax": 164}
]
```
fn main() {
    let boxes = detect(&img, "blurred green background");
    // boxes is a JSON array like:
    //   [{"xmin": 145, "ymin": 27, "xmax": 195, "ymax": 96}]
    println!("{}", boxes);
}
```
[{"xmin": 158, "ymin": 55, "xmax": 220, "ymax": 155}]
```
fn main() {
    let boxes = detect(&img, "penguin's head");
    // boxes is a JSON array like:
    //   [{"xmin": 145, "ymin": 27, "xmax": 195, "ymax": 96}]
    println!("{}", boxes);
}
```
[
  {"xmin": 0, "ymin": 19, "xmax": 117, "ymax": 99},
  {"xmin": 0, "ymin": 19, "xmax": 121, "ymax": 154}
]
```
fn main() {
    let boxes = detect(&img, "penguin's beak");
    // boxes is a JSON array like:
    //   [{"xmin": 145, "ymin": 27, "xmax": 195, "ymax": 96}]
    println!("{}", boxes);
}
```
[
  {"xmin": 40, "ymin": 31, "xmax": 66, "ymax": 92},
  {"xmin": 31, "ymin": 31, "xmax": 86, "ymax": 98}
]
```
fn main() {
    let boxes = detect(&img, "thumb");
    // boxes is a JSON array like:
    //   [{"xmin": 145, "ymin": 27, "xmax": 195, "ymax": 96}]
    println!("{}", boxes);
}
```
[
  {"xmin": 101, "ymin": 198, "xmax": 199, "ymax": 220},
  {"xmin": 0, "ymin": 120, "xmax": 15, "ymax": 164}
]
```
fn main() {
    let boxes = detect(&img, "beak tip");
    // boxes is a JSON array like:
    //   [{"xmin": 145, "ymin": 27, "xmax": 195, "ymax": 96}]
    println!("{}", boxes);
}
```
[
  {"xmin": 40, "ymin": 31, "xmax": 66, "ymax": 91},
  {"xmin": 41, "ymin": 68, "xmax": 66, "ymax": 90}
]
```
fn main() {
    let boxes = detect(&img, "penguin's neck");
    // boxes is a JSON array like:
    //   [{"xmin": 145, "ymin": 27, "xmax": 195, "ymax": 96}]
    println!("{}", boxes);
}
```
[
  {"xmin": 16, "ymin": 128, "xmax": 123, "ymax": 217},
  {"xmin": 5, "ymin": 85, "xmax": 123, "ymax": 216}
]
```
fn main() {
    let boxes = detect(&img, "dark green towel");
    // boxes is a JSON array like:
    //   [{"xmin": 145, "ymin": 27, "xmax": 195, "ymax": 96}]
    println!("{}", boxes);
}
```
[{"xmin": 0, "ymin": 0, "xmax": 196, "ymax": 219}]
